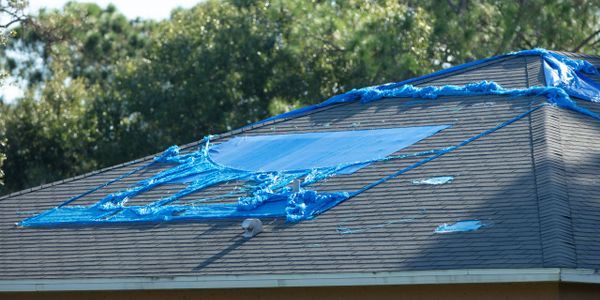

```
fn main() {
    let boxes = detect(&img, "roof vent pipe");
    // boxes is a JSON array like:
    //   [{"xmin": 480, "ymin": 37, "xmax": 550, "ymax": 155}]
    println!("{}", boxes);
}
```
[{"xmin": 242, "ymin": 218, "xmax": 263, "ymax": 238}]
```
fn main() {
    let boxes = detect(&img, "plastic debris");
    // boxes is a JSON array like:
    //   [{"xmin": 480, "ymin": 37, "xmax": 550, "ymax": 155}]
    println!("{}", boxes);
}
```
[
  {"xmin": 258, "ymin": 48, "xmax": 600, "ymax": 124},
  {"xmin": 412, "ymin": 176, "xmax": 454, "ymax": 185},
  {"xmin": 435, "ymin": 220, "xmax": 483, "ymax": 233},
  {"xmin": 19, "ymin": 127, "xmax": 446, "ymax": 227},
  {"xmin": 18, "ymin": 49, "xmax": 600, "ymax": 228}
]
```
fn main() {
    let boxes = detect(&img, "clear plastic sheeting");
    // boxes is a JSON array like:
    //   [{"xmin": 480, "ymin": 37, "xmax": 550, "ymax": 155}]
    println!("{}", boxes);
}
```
[
  {"xmin": 209, "ymin": 126, "xmax": 449, "ymax": 174},
  {"xmin": 435, "ymin": 220, "xmax": 483, "ymax": 233},
  {"xmin": 412, "ymin": 176, "xmax": 454, "ymax": 185}
]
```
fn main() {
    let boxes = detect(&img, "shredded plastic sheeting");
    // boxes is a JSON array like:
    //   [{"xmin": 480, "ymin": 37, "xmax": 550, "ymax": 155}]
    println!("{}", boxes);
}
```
[
  {"xmin": 210, "ymin": 126, "xmax": 449, "ymax": 174},
  {"xmin": 19, "ymin": 126, "xmax": 447, "ymax": 227},
  {"xmin": 263, "ymin": 81, "xmax": 600, "ymax": 122},
  {"xmin": 435, "ymin": 220, "xmax": 483, "ymax": 233},
  {"xmin": 259, "ymin": 48, "xmax": 600, "ymax": 124},
  {"xmin": 412, "ymin": 176, "xmax": 454, "ymax": 185},
  {"xmin": 18, "ymin": 49, "xmax": 600, "ymax": 227},
  {"xmin": 20, "ymin": 104, "xmax": 539, "ymax": 227}
]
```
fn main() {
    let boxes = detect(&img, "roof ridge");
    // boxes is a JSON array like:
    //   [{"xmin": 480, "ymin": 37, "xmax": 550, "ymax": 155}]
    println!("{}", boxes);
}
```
[
  {"xmin": 551, "ymin": 50, "xmax": 600, "ymax": 59},
  {"xmin": 1, "ymin": 49, "xmax": 596, "ymax": 203},
  {"xmin": 529, "ymin": 105, "xmax": 576, "ymax": 267},
  {"xmin": 410, "ymin": 56, "xmax": 518, "ymax": 86}
]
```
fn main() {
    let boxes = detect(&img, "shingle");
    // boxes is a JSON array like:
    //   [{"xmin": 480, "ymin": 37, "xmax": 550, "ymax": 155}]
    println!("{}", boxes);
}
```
[
  {"xmin": 0, "ymin": 52, "xmax": 596, "ymax": 281},
  {"xmin": 555, "ymin": 101, "xmax": 600, "ymax": 269}
]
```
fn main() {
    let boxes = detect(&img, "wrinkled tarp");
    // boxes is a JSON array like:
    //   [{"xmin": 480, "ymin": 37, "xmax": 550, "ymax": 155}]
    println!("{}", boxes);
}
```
[
  {"xmin": 259, "ymin": 48, "xmax": 600, "ymax": 124},
  {"xmin": 209, "ymin": 126, "xmax": 449, "ymax": 174},
  {"xmin": 20, "ymin": 103, "xmax": 542, "ymax": 227},
  {"xmin": 19, "ymin": 49, "xmax": 600, "ymax": 227},
  {"xmin": 20, "ymin": 126, "xmax": 447, "ymax": 226}
]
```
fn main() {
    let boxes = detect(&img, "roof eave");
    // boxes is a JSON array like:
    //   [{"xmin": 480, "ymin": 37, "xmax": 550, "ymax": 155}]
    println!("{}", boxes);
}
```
[{"xmin": 6, "ymin": 268, "xmax": 599, "ymax": 292}]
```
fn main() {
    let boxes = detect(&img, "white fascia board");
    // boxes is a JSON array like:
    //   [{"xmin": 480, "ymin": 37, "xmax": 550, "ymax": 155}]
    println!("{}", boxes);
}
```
[
  {"xmin": 560, "ymin": 268, "xmax": 600, "ymax": 284},
  {"xmin": 0, "ymin": 268, "xmax": 562, "ymax": 292}
]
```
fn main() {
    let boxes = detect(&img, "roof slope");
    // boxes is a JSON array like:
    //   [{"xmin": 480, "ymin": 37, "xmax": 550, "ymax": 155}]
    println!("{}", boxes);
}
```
[{"xmin": 1, "ymin": 51, "xmax": 600, "ymax": 284}]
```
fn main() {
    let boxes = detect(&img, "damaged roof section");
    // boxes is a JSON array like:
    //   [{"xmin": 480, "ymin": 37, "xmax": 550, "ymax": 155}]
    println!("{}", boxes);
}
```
[
  {"xmin": 17, "ymin": 49, "xmax": 600, "ymax": 228},
  {"xmin": 1, "ymin": 50, "xmax": 600, "ymax": 282}
]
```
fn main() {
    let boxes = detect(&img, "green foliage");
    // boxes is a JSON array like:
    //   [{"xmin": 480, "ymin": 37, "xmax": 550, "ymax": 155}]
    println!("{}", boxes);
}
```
[
  {"xmin": 0, "ymin": 0, "xmax": 599, "ymax": 194},
  {"xmin": 1, "ymin": 2, "xmax": 153, "ymax": 191},
  {"xmin": 0, "ymin": 112, "xmax": 5, "ymax": 186},
  {"xmin": 0, "ymin": 0, "xmax": 29, "ymax": 187},
  {"xmin": 423, "ymin": 0, "xmax": 600, "ymax": 64},
  {"xmin": 2, "ymin": 64, "xmax": 98, "ymax": 191}
]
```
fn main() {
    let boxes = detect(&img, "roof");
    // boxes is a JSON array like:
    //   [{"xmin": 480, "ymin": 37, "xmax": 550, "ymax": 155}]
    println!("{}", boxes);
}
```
[{"xmin": 1, "ymin": 50, "xmax": 600, "ymax": 291}]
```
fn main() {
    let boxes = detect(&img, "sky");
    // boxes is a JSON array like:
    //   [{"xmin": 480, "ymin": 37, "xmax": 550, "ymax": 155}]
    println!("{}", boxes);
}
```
[
  {"xmin": 2, "ymin": 0, "xmax": 202, "ymax": 102},
  {"xmin": 27, "ymin": 0, "xmax": 201, "ymax": 20}
]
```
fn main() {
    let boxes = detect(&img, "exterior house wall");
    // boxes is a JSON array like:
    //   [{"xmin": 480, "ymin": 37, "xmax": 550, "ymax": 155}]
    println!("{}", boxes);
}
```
[{"xmin": 0, "ymin": 283, "xmax": 566, "ymax": 300}]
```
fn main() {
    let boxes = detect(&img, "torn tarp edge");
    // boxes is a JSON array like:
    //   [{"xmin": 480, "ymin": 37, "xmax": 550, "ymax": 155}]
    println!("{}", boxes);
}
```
[
  {"xmin": 18, "ymin": 49, "xmax": 600, "ymax": 227},
  {"xmin": 255, "ymin": 48, "xmax": 599, "ymax": 125}
]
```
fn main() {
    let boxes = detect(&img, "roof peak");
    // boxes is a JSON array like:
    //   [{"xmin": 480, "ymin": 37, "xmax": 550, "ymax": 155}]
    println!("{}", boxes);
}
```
[{"xmin": 251, "ymin": 49, "xmax": 600, "ymax": 130}]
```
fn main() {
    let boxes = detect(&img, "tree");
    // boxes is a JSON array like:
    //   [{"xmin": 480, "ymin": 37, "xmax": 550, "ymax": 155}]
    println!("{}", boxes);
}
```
[
  {"xmin": 0, "ymin": 0, "xmax": 598, "ymax": 194},
  {"xmin": 422, "ymin": 0, "xmax": 599, "ymax": 65},
  {"xmin": 104, "ymin": 0, "xmax": 436, "ymax": 159},
  {"xmin": 0, "ymin": 0, "xmax": 29, "ymax": 187},
  {"xmin": 1, "ymin": 2, "xmax": 152, "ymax": 192},
  {"xmin": 2, "ymin": 63, "xmax": 98, "ymax": 191}
]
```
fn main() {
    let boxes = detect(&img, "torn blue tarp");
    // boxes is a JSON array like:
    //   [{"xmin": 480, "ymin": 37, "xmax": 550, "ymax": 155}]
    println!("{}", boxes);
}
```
[
  {"xmin": 20, "ymin": 103, "xmax": 544, "ymax": 227},
  {"xmin": 435, "ymin": 220, "xmax": 483, "ymax": 233},
  {"xmin": 412, "ymin": 176, "xmax": 454, "ymax": 185},
  {"xmin": 258, "ymin": 48, "xmax": 600, "ymax": 124},
  {"xmin": 18, "ymin": 49, "xmax": 600, "ymax": 228},
  {"xmin": 542, "ymin": 53, "xmax": 600, "ymax": 102},
  {"xmin": 19, "ymin": 126, "xmax": 448, "ymax": 227},
  {"xmin": 209, "ymin": 126, "xmax": 449, "ymax": 174}
]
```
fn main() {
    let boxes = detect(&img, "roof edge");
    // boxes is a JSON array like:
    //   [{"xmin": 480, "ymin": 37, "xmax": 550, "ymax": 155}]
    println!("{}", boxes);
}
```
[{"xmin": 0, "ymin": 268, "xmax": 571, "ymax": 292}]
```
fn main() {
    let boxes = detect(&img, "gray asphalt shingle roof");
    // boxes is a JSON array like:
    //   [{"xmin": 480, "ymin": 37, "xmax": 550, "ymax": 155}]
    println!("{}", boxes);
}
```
[{"xmin": 1, "ymin": 51, "xmax": 599, "ymax": 281}]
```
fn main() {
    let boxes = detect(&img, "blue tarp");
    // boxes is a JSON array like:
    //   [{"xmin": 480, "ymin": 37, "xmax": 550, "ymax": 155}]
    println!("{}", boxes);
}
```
[
  {"xmin": 209, "ymin": 126, "xmax": 449, "ymax": 174},
  {"xmin": 257, "ymin": 48, "xmax": 600, "ymax": 124},
  {"xmin": 19, "ymin": 126, "xmax": 449, "ymax": 227},
  {"xmin": 435, "ymin": 220, "xmax": 483, "ymax": 233},
  {"xmin": 18, "ymin": 49, "xmax": 600, "ymax": 227}
]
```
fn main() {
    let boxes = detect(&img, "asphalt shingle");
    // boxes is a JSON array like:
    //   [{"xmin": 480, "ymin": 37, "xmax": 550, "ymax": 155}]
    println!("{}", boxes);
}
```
[{"xmin": 0, "ymin": 51, "xmax": 599, "ymax": 280}]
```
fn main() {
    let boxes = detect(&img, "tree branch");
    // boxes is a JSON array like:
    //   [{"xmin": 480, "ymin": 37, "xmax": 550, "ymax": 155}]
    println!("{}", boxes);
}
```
[
  {"xmin": 0, "ymin": 3, "xmax": 29, "ymax": 29},
  {"xmin": 572, "ymin": 29, "xmax": 600, "ymax": 53},
  {"xmin": 0, "ymin": 16, "xmax": 27, "ymax": 28},
  {"xmin": 517, "ymin": 31, "xmax": 534, "ymax": 49}
]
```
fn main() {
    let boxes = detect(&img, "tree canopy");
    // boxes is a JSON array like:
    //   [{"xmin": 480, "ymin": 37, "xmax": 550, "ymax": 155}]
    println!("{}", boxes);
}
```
[{"xmin": 0, "ymin": 0, "xmax": 599, "ymax": 194}]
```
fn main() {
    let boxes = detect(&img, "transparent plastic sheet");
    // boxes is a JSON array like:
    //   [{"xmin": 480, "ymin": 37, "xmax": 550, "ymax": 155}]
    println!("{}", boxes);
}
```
[{"xmin": 19, "ymin": 50, "xmax": 600, "ymax": 227}]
